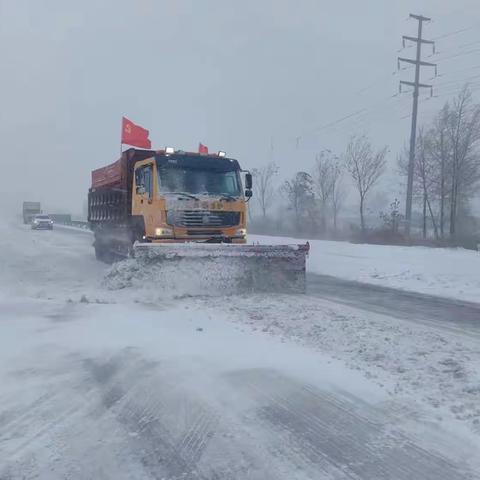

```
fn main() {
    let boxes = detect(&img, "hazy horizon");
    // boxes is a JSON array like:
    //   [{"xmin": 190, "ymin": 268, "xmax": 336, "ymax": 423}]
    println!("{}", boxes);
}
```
[{"xmin": 1, "ymin": 0, "xmax": 479, "ymax": 215}]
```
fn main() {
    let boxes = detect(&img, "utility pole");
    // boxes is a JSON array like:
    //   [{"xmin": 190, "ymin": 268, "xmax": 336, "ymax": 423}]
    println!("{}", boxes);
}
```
[{"xmin": 399, "ymin": 14, "xmax": 436, "ymax": 236}]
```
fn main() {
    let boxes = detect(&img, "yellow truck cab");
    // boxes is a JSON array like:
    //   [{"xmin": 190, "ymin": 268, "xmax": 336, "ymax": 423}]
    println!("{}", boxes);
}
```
[{"xmin": 88, "ymin": 148, "xmax": 252, "ymax": 261}]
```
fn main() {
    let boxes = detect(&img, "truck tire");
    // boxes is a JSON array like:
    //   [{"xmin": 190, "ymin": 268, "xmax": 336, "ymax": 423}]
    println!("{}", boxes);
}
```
[
  {"xmin": 94, "ymin": 243, "xmax": 105, "ymax": 261},
  {"xmin": 94, "ymin": 242, "xmax": 116, "ymax": 264}
]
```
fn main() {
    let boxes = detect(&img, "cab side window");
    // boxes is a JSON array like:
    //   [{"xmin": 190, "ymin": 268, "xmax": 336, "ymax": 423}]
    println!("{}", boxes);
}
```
[
  {"xmin": 143, "ymin": 166, "xmax": 153, "ymax": 198},
  {"xmin": 135, "ymin": 168, "xmax": 144, "ymax": 191},
  {"xmin": 135, "ymin": 165, "xmax": 153, "ymax": 199}
]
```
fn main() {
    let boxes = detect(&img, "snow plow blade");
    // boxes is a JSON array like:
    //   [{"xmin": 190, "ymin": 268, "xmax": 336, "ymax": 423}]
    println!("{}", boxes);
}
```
[{"xmin": 131, "ymin": 242, "xmax": 309, "ymax": 294}]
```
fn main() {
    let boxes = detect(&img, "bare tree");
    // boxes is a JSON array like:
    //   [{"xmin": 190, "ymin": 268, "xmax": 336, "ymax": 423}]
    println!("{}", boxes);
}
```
[
  {"xmin": 251, "ymin": 162, "xmax": 279, "ymax": 219},
  {"xmin": 445, "ymin": 86, "xmax": 480, "ymax": 237},
  {"xmin": 282, "ymin": 172, "xmax": 315, "ymax": 232},
  {"xmin": 415, "ymin": 128, "xmax": 439, "ymax": 239},
  {"xmin": 429, "ymin": 105, "xmax": 452, "ymax": 238},
  {"xmin": 380, "ymin": 198, "xmax": 403, "ymax": 234},
  {"xmin": 398, "ymin": 134, "xmax": 439, "ymax": 239},
  {"xmin": 330, "ymin": 160, "xmax": 345, "ymax": 234},
  {"xmin": 345, "ymin": 135, "xmax": 387, "ymax": 232},
  {"xmin": 313, "ymin": 150, "xmax": 336, "ymax": 233}
]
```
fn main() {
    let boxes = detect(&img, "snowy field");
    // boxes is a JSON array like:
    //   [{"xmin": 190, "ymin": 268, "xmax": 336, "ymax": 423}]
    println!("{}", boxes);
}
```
[
  {"xmin": 251, "ymin": 234, "xmax": 480, "ymax": 303},
  {"xmin": 0, "ymin": 218, "xmax": 479, "ymax": 479}
]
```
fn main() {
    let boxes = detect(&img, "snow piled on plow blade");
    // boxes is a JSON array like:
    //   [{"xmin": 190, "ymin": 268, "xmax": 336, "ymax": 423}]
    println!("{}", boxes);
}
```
[{"xmin": 104, "ymin": 242, "xmax": 308, "ymax": 296}]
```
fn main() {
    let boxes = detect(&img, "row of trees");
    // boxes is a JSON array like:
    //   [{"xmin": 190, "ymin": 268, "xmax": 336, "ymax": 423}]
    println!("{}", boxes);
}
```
[
  {"xmin": 252, "ymin": 135, "xmax": 387, "ymax": 236},
  {"xmin": 251, "ymin": 86, "xmax": 480, "ymax": 242},
  {"xmin": 399, "ymin": 86, "xmax": 480, "ymax": 240}
]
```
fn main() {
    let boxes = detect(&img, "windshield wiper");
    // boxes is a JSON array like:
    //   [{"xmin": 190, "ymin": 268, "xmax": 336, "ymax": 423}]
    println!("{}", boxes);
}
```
[
  {"xmin": 199, "ymin": 192, "xmax": 238, "ymax": 201},
  {"xmin": 218, "ymin": 194, "xmax": 237, "ymax": 201},
  {"xmin": 168, "ymin": 192, "xmax": 199, "ymax": 200}
]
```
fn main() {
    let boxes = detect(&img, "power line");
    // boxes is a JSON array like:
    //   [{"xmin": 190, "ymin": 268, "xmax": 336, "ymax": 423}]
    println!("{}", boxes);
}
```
[
  {"xmin": 300, "ymin": 108, "xmax": 367, "ymax": 137},
  {"xmin": 290, "ymin": 102, "xmax": 399, "ymax": 150},
  {"xmin": 457, "ymin": 39, "xmax": 480, "ymax": 49},
  {"xmin": 290, "ymin": 18, "xmax": 480, "ymax": 151},
  {"xmin": 327, "ymin": 97, "xmax": 408, "ymax": 132},
  {"xmin": 429, "ymin": 63, "xmax": 480, "ymax": 81},
  {"xmin": 434, "ymin": 82, "xmax": 480, "ymax": 97},
  {"xmin": 432, "ymin": 23, "xmax": 480, "ymax": 41},
  {"xmin": 433, "ymin": 73, "xmax": 480, "ymax": 88},
  {"xmin": 293, "ymin": 97, "xmax": 390, "ymax": 145},
  {"xmin": 402, "ymin": 22, "xmax": 480, "ymax": 53},
  {"xmin": 431, "ymin": 3, "xmax": 479, "ymax": 22},
  {"xmin": 434, "ymin": 47, "xmax": 480, "ymax": 63},
  {"xmin": 353, "ymin": 71, "xmax": 398, "ymax": 95},
  {"xmin": 293, "ymin": 88, "xmax": 419, "ymax": 147}
]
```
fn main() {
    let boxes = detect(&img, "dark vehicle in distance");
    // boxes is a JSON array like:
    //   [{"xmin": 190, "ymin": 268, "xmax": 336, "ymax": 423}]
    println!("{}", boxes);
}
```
[{"xmin": 31, "ymin": 214, "xmax": 54, "ymax": 230}]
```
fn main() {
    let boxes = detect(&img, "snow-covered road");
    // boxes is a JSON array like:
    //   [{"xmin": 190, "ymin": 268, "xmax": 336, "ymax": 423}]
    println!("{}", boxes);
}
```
[
  {"xmin": 1, "ymin": 220, "xmax": 479, "ymax": 479},
  {"xmin": 307, "ymin": 274, "xmax": 480, "ymax": 337}
]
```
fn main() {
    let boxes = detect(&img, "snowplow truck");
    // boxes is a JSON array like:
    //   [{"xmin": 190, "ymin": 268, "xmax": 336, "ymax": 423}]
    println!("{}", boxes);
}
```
[{"xmin": 88, "ymin": 148, "xmax": 309, "ymax": 293}]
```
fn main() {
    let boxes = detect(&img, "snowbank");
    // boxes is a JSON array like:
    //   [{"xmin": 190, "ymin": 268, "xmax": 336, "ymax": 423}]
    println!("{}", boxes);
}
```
[{"xmin": 250, "ymin": 235, "xmax": 480, "ymax": 303}]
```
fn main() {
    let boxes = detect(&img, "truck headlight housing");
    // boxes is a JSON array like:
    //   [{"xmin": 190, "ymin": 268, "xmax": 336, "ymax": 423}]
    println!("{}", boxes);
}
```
[
  {"xmin": 235, "ymin": 228, "xmax": 247, "ymax": 237},
  {"xmin": 155, "ymin": 227, "xmax": 173, "ymax": 237}
]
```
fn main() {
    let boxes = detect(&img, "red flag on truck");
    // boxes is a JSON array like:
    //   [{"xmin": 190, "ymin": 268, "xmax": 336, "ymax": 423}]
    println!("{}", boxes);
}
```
[
  {"xmin": 121, "ymin": 117, "xmax": 151, "ymax": 149},
  {"xmin": 199, "ymin": 142, "xmax": 209, "ymax": 154}
]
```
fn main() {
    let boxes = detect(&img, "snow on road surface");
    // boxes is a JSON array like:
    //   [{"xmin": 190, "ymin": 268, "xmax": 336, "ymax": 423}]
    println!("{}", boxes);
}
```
[
  {"xmin": 251, "ymin": 234, "xmax": 480, "ymax": 303},
  {"xmin": 0, "ymin": 218, "xmax": 479, "ymax": 479}
]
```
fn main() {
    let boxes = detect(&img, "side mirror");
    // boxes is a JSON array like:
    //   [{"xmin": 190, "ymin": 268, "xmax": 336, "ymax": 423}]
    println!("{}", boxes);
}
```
[
  {"xmin": 136, "ymin": 185, "xmax": 146, "ymax": 195},
  {"xmin": 245, "ymin": 189, "xmax": 253, "ymax": 198},
  {"xmin": 245, "ymin": 172, "xmax": 253, "ymax": 190}
]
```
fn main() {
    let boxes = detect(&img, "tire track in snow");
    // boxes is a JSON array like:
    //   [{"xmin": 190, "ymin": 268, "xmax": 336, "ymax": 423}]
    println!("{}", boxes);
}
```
[
  {"xmin": 307, "ymin": 273, "xmax": 480, "ymax": 338},
  {"xmin": 82, "ymin": 349, "xmax": 220, "ymax": 479},
  {"xmin": 0, "ymin": 367, "xmax": 100, "ymax": 479},
  {"xmin": 226, "ymin": 368, "xmax": 477, "ymax": 480}
]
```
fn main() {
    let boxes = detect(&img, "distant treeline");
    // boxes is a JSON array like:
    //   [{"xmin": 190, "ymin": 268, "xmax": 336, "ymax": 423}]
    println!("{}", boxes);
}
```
[{"xmin": 249, "ymin": 86, "xmax": 480, "ymax": 249}]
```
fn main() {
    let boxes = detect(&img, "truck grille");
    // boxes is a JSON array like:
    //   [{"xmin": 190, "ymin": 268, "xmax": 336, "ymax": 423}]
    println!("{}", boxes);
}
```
[{"xmin": 167, "ymin": 210, "xmax": 240, "ymax": 228}]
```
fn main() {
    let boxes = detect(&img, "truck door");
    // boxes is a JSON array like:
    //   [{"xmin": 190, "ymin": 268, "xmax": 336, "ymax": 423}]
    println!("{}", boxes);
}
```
[{"xmin": 133, "ymin": 163, "xmax": 156, "ymax": 236}]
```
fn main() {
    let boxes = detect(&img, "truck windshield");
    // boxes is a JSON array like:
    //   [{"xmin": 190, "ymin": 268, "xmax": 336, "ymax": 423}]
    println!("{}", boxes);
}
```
[{"xmin": 157, "ymin": 167, "xmax": 241, "ymax": 197}]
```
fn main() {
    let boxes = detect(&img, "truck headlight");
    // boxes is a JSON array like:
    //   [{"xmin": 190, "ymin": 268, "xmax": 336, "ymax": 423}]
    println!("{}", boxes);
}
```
[
  {"xmin": 155, "ymin": 227, "xmax": 173, "ymax": 236},
  {"xmin": 235, "ymin": 228, "xmax": 247, "ymax": 237}
]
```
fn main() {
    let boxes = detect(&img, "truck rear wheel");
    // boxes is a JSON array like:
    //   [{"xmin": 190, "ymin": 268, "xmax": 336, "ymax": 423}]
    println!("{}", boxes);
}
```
[
  {"xmin": 94, "ymin": 243, "xmax": 104, "ymax": 261},
  {"xmin": 94, "ymin": 242, "xmax": 117, "ymax": 264}
]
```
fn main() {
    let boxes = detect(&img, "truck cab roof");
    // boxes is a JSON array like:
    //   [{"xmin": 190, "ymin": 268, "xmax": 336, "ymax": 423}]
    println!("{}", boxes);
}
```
[
  {"xmin": 125, "ymin": 148, "xmax": 240, "ymax": 170},
  {"xmin": 155, "ymin": 152, "xmax": 240, "ymax": 172}
]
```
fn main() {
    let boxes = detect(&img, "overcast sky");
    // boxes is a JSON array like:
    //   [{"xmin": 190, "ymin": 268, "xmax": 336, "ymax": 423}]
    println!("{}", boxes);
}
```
[{"xmin": 1, "ymin": 0, "xmax": 479, "ymax": 214}]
